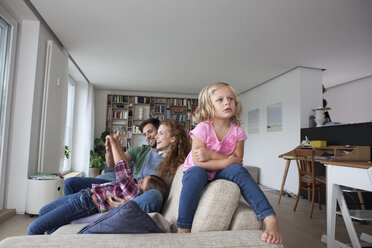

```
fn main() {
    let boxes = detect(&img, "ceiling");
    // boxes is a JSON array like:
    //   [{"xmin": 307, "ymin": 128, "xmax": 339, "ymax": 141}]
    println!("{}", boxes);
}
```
[{"xmin": 28, "ymin": 0, "xmax": 372, "ymax": 95}]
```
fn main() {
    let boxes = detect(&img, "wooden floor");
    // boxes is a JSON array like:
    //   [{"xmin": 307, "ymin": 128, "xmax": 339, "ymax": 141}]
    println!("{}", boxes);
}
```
[{"xmin": 0, "ymin": 190, "xmax": 371, "ymax": 248}]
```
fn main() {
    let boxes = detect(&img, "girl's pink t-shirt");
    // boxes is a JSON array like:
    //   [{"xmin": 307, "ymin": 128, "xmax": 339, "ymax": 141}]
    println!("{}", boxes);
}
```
[{"xmin": 183, "ymin": 121, "xmax": 247, "ymax": 180}]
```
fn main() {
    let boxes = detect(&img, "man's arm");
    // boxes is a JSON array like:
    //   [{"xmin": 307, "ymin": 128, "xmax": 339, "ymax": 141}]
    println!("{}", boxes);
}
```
[
  {"xmin": 123, "ymin": 152, "xmax": 132, "ymax": 164},
  {"xmin": 105, "ymin": 136, "xmax": 114, "ymax": 167}
]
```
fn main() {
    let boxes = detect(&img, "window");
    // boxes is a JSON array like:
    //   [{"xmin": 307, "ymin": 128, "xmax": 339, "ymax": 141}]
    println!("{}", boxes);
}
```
[
  {"xmin": 62, "ymin": 79, "xmax": 76, "ymax": 173},
  {"xmin": 0, "ymin": 16, "xmax": 11, "ymax": 157}
]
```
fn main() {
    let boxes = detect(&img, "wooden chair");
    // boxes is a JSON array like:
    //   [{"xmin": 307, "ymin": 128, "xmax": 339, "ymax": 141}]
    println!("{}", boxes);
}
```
[{"xmin": 293, "ymin": 148, "xmax": 325, "ymax": 218}]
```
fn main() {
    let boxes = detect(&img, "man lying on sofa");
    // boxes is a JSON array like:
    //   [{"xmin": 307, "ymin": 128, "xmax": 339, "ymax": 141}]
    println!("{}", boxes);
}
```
[
  {"xmin": 63, "ymin": 118, "xmax": 163, "ymax": 213},
  {"xmin": 64, "ymin": 118, "xmax": 159, "ymax": 192}
]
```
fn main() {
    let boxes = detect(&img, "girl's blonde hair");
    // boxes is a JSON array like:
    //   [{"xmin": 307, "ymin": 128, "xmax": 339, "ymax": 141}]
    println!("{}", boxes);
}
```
[{"xmin": 193, "ymin": 82, "xmax": 242, "ymax": 126}]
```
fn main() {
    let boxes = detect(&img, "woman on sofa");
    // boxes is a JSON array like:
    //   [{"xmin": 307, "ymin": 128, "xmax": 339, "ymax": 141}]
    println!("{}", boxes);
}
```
[{"xmin": 28, "ymin": 120, "xmax": 191, "ymax": 235}]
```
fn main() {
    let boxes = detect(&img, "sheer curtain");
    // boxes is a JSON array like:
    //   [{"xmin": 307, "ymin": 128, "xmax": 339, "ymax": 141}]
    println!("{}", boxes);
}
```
[{"xmin": 70, "ymin": 79, "xmax": 94, "ymax": 176}]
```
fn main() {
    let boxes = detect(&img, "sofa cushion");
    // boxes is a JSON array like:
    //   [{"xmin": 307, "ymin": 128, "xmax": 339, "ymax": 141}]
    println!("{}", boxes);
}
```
[
  {"xmin": 77, "ymin": 200, "xmax": 163, "ymax": 234},
  {"xmin": 191, "ymin": 179, "xmax": 241, "ymax": 232},
  {"xmin": 54, "ymin": 213, "xmax": 176, "ymax": 234},
  {"xmin": 0, "ymin": 230, "xmax": 284, "ymax": 248}
]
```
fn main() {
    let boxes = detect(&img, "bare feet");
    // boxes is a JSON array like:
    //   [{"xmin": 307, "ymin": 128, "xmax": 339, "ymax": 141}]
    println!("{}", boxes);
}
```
[
  {"xmin": 177, "ymin": 228, "xmax": 191, "ymax": 233},
  {"xmin": 261, "ymin": 215, "xmax": 283, "ymax": 244}
]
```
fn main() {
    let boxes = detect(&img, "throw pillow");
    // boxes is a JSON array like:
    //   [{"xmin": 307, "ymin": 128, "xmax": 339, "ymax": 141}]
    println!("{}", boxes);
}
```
[{"xmin": 77, "ymin": 200, "xmax": 163, "ymax": 234}]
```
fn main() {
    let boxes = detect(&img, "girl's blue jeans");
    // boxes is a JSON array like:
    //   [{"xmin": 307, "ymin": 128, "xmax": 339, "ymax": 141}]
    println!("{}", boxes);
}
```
[
  {"xmin": 28, "ymin": 188, "xmax": 163, "ymax": 235},
  {"xmin": 176, "ymin": 164, "xmax": 276, "ymax": 229},
  {"xmin": 63, "ymin": 177, "xmax": 112, "ymax": 195}
]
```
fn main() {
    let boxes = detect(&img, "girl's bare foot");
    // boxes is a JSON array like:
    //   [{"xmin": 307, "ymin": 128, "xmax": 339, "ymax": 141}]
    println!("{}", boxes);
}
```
[
  {"xmin": 261, "ymin": 215, "xmax": 283, "ymax": 244},
  {"xmin": 177, "ymin": 228, "xmax": 191, "ymax": 233}
]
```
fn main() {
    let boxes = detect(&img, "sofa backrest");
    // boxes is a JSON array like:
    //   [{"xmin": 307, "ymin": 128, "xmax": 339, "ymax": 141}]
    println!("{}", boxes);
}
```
[{"xmin": 161, "ymin": 164, "xmax": 184, "ymax": 223}]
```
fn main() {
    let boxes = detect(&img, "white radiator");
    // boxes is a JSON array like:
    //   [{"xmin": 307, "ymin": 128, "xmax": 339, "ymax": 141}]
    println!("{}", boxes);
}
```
[{"xmin": 38, "ymin": 40, "xmax": 68, "ymax": 174}]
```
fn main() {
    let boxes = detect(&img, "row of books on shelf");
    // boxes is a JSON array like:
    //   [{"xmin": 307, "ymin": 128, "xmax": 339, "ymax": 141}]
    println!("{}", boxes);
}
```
[
  {"xmin": 171, "ymin": 114, "xmax": 186, "ymax": 122},
  {"xmin": 109, "ymin": 95, "xmax": 198, "ymax": 107},
  {"xmin": 111, "ymin": 95, "xmax": 129, "ymax": 103},
  {"xmin": 134, "ymin": 96, "xmax": 152, "ymax": 104},
  {"xmin": 155, "ymin": 104, "xmax": 167, "ymax": 113},
  {"xmin": 168, "ymin": 98, "xmax": 187, "ymax": 106},
  {"xmin": 156, "ymin": 99, "xmax": 198, "ymax": 108},
  {"xmin": 187, "ymin": 99, "xmax": 198, "ymax": 109},
  {"xmin": 112, "ymin": 110, "xmax": 128, "ymax": 120}
]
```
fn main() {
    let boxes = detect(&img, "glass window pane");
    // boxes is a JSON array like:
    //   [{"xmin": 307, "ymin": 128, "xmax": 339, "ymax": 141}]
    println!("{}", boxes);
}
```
[{"xmin": 62, "ymin": 80, "xmax": 75, "ymax": 172}]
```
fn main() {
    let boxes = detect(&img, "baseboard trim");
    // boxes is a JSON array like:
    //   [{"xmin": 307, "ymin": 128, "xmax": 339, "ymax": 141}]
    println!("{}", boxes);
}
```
[{"xmin": 0, "ymin": 209, "xmax": 16, "ymax": 224}]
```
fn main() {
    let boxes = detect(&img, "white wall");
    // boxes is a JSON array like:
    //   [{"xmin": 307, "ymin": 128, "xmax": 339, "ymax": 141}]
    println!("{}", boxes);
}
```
[
  {"xmin": 94, "ymin": 89, "xmax": 198, "ymax": 139},
  {"xmin": 239, "ymin": 67, "xmax": 322, "ymax": 194},
  {"xmin": 324, "ymin": 75, "xmax": 372, "ymax": 124},
  {"xmin": 3, "ymin": 1, "xmax": 64, "ymax": 213}
]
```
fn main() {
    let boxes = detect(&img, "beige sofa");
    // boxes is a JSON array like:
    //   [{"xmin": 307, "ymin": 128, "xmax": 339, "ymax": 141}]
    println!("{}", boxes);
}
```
[{"xmin": 0, "ymin": 165, "xmax": 283, "ymax": 248}]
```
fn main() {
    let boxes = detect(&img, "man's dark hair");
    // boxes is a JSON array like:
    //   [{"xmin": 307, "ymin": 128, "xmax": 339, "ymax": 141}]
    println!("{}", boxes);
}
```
[
  {"xmin": 139, "ymin": 118, "xmax": 160, "ymax": 133},
  {"xmin": 145, "ymin": 175, "xmax": 169, "ymax": 200}
]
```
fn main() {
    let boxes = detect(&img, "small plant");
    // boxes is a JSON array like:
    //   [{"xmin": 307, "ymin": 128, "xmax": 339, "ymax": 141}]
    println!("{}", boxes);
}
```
[
  {"xmin": 64, "ymin": 145, "xmax": 71, "ymax": 159},
  {"xmin": 90, "ymin": 131, "xmax": 109, "ymax": 171}
]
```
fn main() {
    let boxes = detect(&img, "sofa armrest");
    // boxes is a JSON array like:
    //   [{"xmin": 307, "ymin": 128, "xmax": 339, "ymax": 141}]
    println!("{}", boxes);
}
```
[
  {"xmin": 229, "ymin": 201, "xmax": 263, "ymax": 230},
  {"xmin": 191, "ymin": 179, "xmax": 240, "ymax": 232}
]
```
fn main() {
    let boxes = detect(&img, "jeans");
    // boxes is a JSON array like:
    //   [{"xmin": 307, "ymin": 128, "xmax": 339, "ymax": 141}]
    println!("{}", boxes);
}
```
[
  {"xmin": 28, "ymin": 189, "xmax": 98, "ymax": 235},
  {"xmin": 27, "ymin": 188, "xmax": 164, "ymax": 235},
  {"xmin": 133, "ymin": 189, "xmax": 163, "ymax": 213},
  {"xmin": 63, "ymin": 177, "xmax": 113, "ymax": 195},
  {"xmin": 176, "ymin": 164, "xmax": 276, "ymax": 229}
]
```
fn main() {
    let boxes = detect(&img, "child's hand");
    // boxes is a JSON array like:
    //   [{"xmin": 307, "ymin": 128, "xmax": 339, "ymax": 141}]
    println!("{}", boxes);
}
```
[
  {"xmin": 107, "ymin": 132, "xmax": 121, "ymax": 148},
  {"xmin": 114, "ymin": 131, "xmax": 121, "ymax": 144},
  {"xmin": 227, "ymin": 153, "xmax": 243, "ymax": 166},
  {"xmin": 107, "ymin": 195, "xmax": 125, "ymax": 209},
  {"xmin": 105, "ymin": 136, "xmax": 112, "ymax": 153},
  {"xmin": 194, "ymin": 147, "xmax": 211, "ymax": 162}
]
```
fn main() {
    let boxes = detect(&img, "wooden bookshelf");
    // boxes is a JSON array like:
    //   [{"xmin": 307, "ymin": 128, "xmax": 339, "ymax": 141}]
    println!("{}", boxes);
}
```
[{"xmin": 106, "ymin": 95, "xmax": 198, "ymax": 151}]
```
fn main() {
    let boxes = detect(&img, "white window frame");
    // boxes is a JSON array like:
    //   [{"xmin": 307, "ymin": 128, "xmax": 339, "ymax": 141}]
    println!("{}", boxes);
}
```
[{"xmin": 0, "ymin": 4, "xmax": 18, "ymax": 210}]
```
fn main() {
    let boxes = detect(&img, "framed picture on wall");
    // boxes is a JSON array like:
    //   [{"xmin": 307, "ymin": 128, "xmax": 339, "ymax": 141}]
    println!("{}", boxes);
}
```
[{"xmin": 267, "ymin": 102, "xmax": 282, "ymax": 132}]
